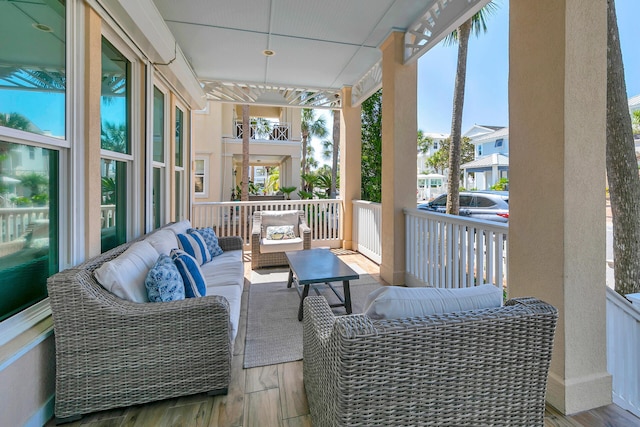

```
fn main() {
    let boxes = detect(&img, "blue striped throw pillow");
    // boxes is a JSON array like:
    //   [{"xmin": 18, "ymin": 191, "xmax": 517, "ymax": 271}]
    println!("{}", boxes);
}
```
[
  {"xmin": 171, "ymin": 249, "xmax": 207, "ymax": 298},
  {"xmin": 188, "ymin": 227, "xmax": 224, "ymax": 258},
  {"xmin": 177, "ymin": 231, "xmax": 212, "ymax": 265}
]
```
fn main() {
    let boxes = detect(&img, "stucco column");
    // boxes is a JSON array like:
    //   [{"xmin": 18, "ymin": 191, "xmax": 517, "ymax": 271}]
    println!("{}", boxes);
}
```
[
  {"xmin": 290, "ymin": 155, "xmax": 302, "ymax": 200},
  {"xmin": 510, "ymin": 0, "xmax": 611, "ymax": 414},
  {"xmin": 339, "ymin": 87, "xmax": 362, "ymax": 250},
  {"xmin": 84, "ymin": 7, "xmax": 102, "ymax": 258},
  {"xmin": 380, "ymin": 31, "xmax": 417, "ymax": 285}
]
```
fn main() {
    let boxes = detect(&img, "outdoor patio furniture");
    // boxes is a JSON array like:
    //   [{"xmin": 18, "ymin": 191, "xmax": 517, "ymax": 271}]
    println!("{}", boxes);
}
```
[
  {"xmin": 251, "ymin": 209, "xmax": 310, "ymax": 269},
  {"xmin": 46, "ymin": 222, "xmax": 244, "ymax": 422},
  {"xmin": 303, "ymin": 296, "xmax": 558, "ymax": 427}
]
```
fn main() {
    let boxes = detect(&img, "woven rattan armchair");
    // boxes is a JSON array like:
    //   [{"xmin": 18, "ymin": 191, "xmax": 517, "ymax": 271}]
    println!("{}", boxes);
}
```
[
  {"xmin": 47, "ymin": 233, "xmax": 243, "ymax": 422},
  {"xmin": 303, "ymin": 296, "xmax": 558, "ymax": 427},
  {"xmin": 251, "ymin": 209, "xmax": 311, "ymax": 269}
]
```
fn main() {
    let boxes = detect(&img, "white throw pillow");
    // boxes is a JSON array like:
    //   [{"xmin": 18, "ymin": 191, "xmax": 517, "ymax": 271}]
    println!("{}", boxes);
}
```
[
  {"xmin": 165, "ymin": 219, "xmax": 192, "ymax": 237},
  {"xmin": 363, "ymin": 284, "xmax": 502, "ymax": 320},
  {"xmin": 94, "ymin": 241, "xmax": 160, "ymax": 303},
  {"xmin": 144, "ymin": 229, "xmax": 179, "ymax": 256}
]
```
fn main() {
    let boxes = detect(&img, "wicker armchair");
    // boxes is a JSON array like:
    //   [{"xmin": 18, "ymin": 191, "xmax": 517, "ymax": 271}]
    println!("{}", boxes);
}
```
[
  {"xmin": 303, "ymin": 296, "xmax": 558, "ymax": 427},
  {"xmin": 47, "ymin": 232, "xmax": 243, "ymax": 422},
  {"xmin": 251, "ymin": 210, "xmax": 311, "ymax": 269}
]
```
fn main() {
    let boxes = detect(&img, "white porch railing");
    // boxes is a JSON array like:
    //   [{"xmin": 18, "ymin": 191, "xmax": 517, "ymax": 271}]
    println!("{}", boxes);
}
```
[
  {"xmin": 0, "ymin": 207, "xmax": 49, "ymax": 243},
  {"xmin": 192, "ymin": 199, "xmax": 343, "ymax": 248},
  {"xmin": 233, "ymin": 121, "xmax": 290, "ymax": 141},
  {"xmin": 404, "ymin": 208, "xmax": 508, "ymax": 289},
  {"xmin": 352, "ymin": 200, "xmax": 381, "ymax": 264},
  {"xmin": 606, "ymin": 287, "xmax": 640, "ymax": 418}
]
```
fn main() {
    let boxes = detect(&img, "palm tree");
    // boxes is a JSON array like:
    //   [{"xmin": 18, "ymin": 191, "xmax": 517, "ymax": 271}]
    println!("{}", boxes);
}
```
[
  {"xmin": 0, "ymin": 112, "xmax": 32, "ymax": 131},
  {"xmin": 241, "ymin": 105, "xmax": 250, "ymax": 202},
  {"xmin": 606, "ymin": 0, "xmax": 640, "ymax": 295},
  {"xmin": 301, "ymin": 109, "xmax": 328, "ymax": 176},
  {"xmin": 320, "ymin": 110, "xmax": 341, "ymax": 198},
  {"xmin": 417, "ymin": 129, "xmax": 434, "ymax": 155},
  {"xmin": 632, "ymin": 110, "xmax": 640, "ymax": 134},
  {"xmin": 444, "ymin": 2, "xmax": 498, "ymax": 215}
]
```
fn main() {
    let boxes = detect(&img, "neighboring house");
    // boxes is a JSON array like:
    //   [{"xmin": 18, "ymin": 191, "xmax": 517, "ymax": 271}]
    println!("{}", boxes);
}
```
[
  {"xmin": 461, "ymin": 126, "xmax": 509, "ymax": 190},
  {"xmin": 417, "ymin": 132, "xmax": 448, "ymax": 175},
  {"xmin": 629, "ymin": 94, "xmax": 640, "ymax": 154},
  {"xmin": 192, "ymin": 103, "xmax": 303, "ymax": 201}
]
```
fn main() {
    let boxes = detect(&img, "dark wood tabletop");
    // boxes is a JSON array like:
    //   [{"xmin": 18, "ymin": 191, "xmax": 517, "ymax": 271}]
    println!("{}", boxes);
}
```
[{"xmin": 285, "ymin": 248, "xmax": 359, "ymax": 284}]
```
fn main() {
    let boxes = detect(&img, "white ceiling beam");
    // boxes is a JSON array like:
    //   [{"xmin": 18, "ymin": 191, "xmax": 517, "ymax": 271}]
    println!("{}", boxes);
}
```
[{"xmin": 404, "ymin": 0, "xmax": 492, "ymax": 65}]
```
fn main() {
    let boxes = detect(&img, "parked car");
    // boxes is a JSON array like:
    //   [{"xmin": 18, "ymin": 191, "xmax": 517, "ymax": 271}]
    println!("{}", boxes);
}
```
[{"xmin": 418, "ymin": 191, "xmax": 509, "ymax": 223}]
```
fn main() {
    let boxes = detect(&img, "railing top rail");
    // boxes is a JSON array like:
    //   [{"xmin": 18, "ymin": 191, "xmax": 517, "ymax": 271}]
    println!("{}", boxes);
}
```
[
  {"xmin": 404, "ymin": 207, "xmax": 509, "ymax": 233},
  {"xmin": 0, "ymin": 206, "xmax": 50, "ymax": 213},
  {"xmin": 352, "ymin": 200, "xmax": 381, "ymax": 206},
  {"xmin": 193, "ymin": 199, "xmax": 343, "ymax": 207}
]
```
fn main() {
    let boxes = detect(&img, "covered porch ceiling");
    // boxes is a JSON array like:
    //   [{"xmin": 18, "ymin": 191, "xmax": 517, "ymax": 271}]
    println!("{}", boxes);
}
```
[{"xmin": 139, "ymin": 0, "xmax": 491, "ymax": 108}]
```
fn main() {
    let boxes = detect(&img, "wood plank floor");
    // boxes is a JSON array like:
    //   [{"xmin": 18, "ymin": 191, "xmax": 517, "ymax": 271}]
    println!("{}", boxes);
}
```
[{"xmin": 46, "ymin": 251, "xmax": 640, "ymax": 427}]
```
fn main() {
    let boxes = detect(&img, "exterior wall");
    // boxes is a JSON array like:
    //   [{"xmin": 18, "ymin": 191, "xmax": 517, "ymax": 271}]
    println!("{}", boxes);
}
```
[
  {"xmin": 0, "ymin": 327, "xmax": 55, "ymax": 427},
  {"xmin": 478, "ymin": 137, "xmax": 509, "ymax": 157},
  {"xmin": 193, "ymin": 102, "xmax": 224, "ymax": 202},
  {"xmin": 510, "ymin": 0, "xmax": 611, "ymax": 414}
]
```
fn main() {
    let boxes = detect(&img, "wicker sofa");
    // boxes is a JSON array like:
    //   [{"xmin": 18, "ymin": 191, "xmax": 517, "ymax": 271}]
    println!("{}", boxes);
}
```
[
  {"xmin": 251, "ymin": 209, "xmax": 311, "ymax": 269},
  {"xmin": 47, "ymin": 221, "xmax": 244, "ymax": 422},
  {"xmin": 303, "ymin": 296, "xmax": 558, "ymax": 427}
]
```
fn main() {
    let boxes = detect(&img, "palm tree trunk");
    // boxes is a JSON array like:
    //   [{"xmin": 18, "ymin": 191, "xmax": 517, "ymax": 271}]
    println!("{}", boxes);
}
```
[
  {"xmin": 606, "ymin": 0, "xmax": 640, "ymax": 295},
  {"xmin": 331, "ymin": 110, "xmax": 340, "ymax": 198},
  {"xmin": 446, "ymin": 20, "xmax": 471, "ymax": 215},
  {"xmin": 301, "ymin": 131, "xmax": 308, "ymax": 178},
  {"xmin": 241, "ymin": 105, "xmax": 250, "ymax": 202}
]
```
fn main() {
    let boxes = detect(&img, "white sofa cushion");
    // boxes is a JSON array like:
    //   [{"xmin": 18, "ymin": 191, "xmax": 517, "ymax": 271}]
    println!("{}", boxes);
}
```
[
  {"xmin": 260, "ymin": 210, "xmax": 300, "ymax": 237},
  {"xmin": 207, "ymin": 284, "xmax": 243, "ymax": 341},
  {"xmin": 201, "ymin": 250, "xmax": 244, "ymax": 288},
  {"xmin": 94, "ymin": 241, "xmax": 159, "ymax": 303},
  {"xmin": 363, "ymin": 284, "xmax": 502, "ymax": 320},
  {"xmin": 260, "ymin": 237, "xmax": 303, "ymax": 253},
  {"xmin": 144, "ymin": 229, "xmax": 179, "ymax": 256},
  {"xmin": 165, "ymin": 219, "xmax": 192, "ymax": 236}
]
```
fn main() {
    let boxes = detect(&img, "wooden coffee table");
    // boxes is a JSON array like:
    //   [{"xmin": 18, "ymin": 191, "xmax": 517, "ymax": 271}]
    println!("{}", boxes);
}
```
[{"xmin": 285, "ymin": 248, "xmax": 360, "ymax": 321}]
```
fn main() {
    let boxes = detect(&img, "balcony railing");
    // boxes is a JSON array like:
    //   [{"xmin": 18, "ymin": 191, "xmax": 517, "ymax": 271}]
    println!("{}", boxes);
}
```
[
  {"xmin": 234, "ymin": 121, "xmax": 290, "ymax": 141},
  {"xmin": 404, "ymin": 208, "xmax": 508, "ymax": 289},
  {"xmin": 352, "ymin": 200, "xmax": 382, "ymax": 264},
  {"xmin": 192, "ymin": 199, "xmax": 343, "ymax": 248},
  {"xmin": 0, "ymin": 207, "xmax": 49, "ymax": 243}
]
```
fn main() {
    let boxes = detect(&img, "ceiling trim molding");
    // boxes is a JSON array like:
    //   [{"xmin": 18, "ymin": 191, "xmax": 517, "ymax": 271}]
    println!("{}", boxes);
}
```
[
  {"xmin": 351, "ymin": 60, "xmax": 382, "ymax": 107},
  {"xmin": 404, "ymin": 0, "xmax": 491, "ymax": 64},
  {"xmin": 200, "ymin": 81, "xmax": 341, "ymax": 109}
]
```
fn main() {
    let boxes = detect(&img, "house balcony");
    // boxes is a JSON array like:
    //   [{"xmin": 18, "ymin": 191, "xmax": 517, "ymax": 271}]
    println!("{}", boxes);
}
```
[{"xmin": 233, "ymin": 121, "xmax": 292, "ymax": 142}]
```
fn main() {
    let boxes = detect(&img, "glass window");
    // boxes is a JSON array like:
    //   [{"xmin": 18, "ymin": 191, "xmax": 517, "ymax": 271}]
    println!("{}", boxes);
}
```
[
  {"xmin": 0, "ymin": 141, "xmax": 58, "ymax": 322},
  {"xmin": 175, "ymin": 107, "xmax": 184, "ymax": 167},
  {"xmin": 431, "ymin": 195, "xmax": 447, "ymax": 207},
  {"xmin": 495, "ymin": 138, "xmax": 504, "ymax": 148},
  {"xmin": 0, "ymin": 1, "xmax": 66, "ymax": 139},
  {"xmin": 476, "ymin": 196, "xmax": 497, "ymax": 208},
  {"xmin": 459, "ymin": 195, "xmax": 473, "ymax": 208},
  {"xmin": 100, "ymin": 159, "xmax": 126, "ymax": 252},
  {"xmin": 152, "ymin": 167, "xmax": 162, "ymax": 229},
  {"xmin": 478, "ymin": 145, "xmax": 483, "ymax": 156},
  {"xmin": 194, "ymin": 158, "xmax": 206, "ymax": 195},
  {"xmin": 153, "ymin": 87, "xmax": 165, "ymax": 163},
  {"xmin": 101, "ymin": 37, "xmax": 129, "ymax": 154},
  {"xmin": 174, "ymin": 171, "xmax": 183, "ymax": 221}
]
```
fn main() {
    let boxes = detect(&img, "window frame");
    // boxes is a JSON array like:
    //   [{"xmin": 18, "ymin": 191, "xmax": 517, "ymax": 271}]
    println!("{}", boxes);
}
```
[
  {"xmin": 147, "ymin": 78, "xmax": 171, "ymax": 230},
  {"xmin": 194, "ymin": 156, "xmax": 208, "ymax": 197}
]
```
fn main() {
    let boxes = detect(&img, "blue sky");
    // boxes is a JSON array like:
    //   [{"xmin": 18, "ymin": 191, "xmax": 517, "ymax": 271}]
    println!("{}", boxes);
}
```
[{"xmin": 416, "ymin": 0, "xmax": 640, "ymax": 134}]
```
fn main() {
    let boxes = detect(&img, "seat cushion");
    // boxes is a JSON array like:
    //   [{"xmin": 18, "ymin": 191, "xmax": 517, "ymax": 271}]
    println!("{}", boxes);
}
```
[
  {"xmin": 363, "ymin": 284, "xmax": 503, "ymax": 320},
  {"xmin": 144, "ymin": 229, "xmax": 179, "ymax": 256},
  {"xmin": 260, "ymin": 237, "xmax": 303, "ymax": 253},
  {"xmin": 207, "ymin": 284, "xmax": 243, "ymax": 341},
  {"xmin": 200, "ymin": 250, "xmax": 244, "ymax": 288},
  {"xmin": 145, "ymin": 254, "xmax": 185, "ymax": 302},
  {"xmin": 171, "ymin": 249, "xmax": 207, "ymax": 298},
  {"xmin": 94, "ymin": 240, "xmax": 159, "ymax": 303},
  {"xmin": 265, "ymin": 225, "xmax": 296, "ymax": 240}
]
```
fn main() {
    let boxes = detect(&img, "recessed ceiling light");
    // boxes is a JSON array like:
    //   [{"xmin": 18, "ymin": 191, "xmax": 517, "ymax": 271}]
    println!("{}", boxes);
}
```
[
  {"xmin": 263, "ymin": 49, "xmax": 275, "ymax": 57},
  {"xmin": 32, "ymin": 23, "xmax": 53, "ymax": 32}
]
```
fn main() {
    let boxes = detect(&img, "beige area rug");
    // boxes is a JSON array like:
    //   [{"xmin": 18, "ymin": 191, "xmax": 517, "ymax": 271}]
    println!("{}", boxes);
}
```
[{"xmin": 243, "ymin": 273, "xmax": 381, "ymax": 369}]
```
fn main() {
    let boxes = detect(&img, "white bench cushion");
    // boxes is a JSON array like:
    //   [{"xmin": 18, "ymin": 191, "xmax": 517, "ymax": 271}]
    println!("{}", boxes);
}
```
[
  {"xmin": 260, "ymin": 237, "xmax": 303, "ymax": 253},
  {"xmin": 207, "ymin": 283, "xmax": 243, "ymax": 341},
  {"xmin": 363, "ymin": 284, "xmax": 502, "ymax": 320},
  {"xmin": 201, "ymin": 250, "xmax": 244, "ymax": 288}
]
